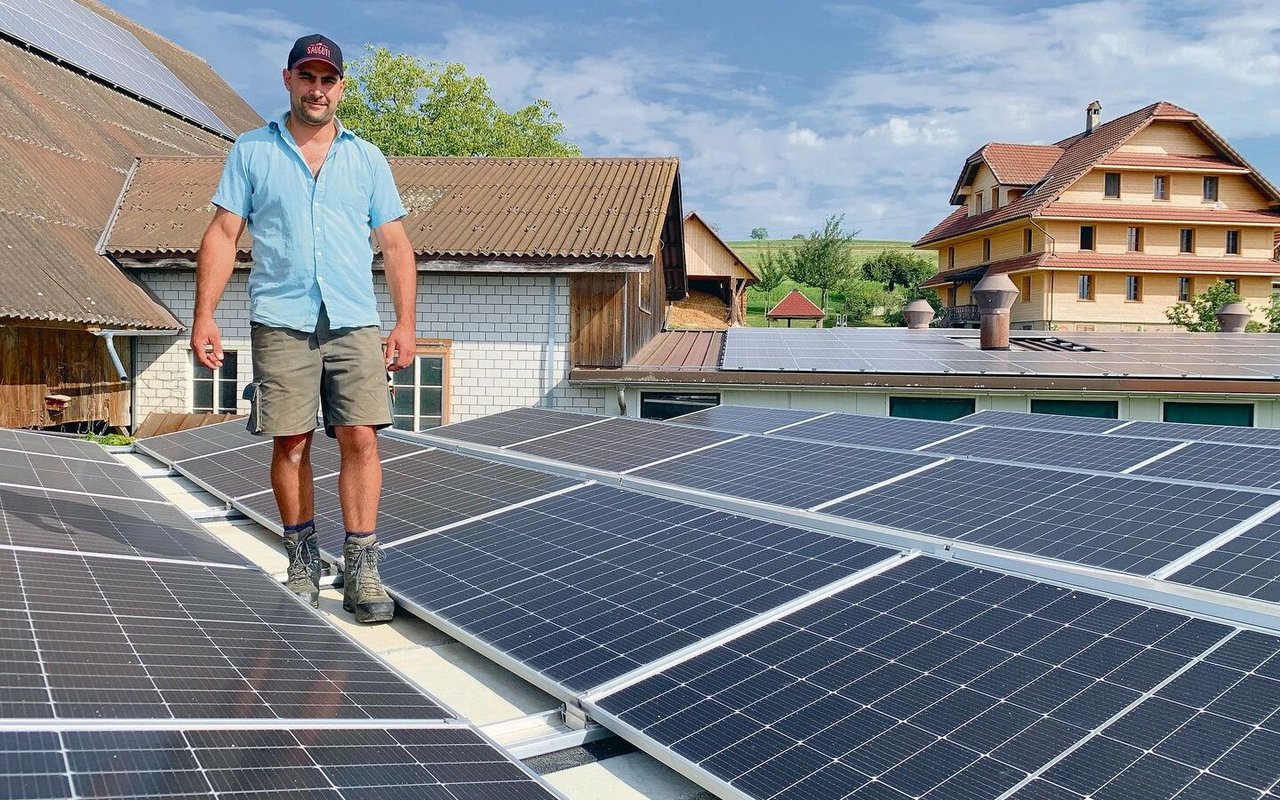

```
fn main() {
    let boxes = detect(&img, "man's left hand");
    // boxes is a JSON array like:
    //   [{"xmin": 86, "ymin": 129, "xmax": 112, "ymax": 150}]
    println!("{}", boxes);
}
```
[{"xmin": 385, "ymin": 324, "xmax": 415, "ymax": 371}]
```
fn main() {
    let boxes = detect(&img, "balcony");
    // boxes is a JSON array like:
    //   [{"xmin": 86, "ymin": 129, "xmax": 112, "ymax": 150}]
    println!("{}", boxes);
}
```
[{"xmin": 939, "ymin": 304, "xmax": 980, "ymax": 327}]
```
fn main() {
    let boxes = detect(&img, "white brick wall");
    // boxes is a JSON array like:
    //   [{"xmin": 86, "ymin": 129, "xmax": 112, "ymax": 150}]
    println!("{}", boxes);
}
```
[{"xmin": 133, "ymin": 269, "xmax": 606, "ymax": 426}]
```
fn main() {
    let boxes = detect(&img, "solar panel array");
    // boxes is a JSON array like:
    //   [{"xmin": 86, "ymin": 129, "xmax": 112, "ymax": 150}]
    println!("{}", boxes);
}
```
[
  {"xmin": 0, "ymin": 428, "xmax": 561, "ymax": 800},
  {"xmin": 0, "ymin": 0, "xmax": 233, "ymax": 134},
  {"xmin": 133, "ymin": 407, "xmax": 1280, "ymax": 800}
]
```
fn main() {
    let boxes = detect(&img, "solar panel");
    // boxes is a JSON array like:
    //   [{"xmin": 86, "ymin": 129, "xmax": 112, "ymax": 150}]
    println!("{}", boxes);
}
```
[
  {"xmin": 590, "ymin": 557, "xmax": 1235, "ymax": 800},
  {"xmin": 0, "ymin": 447, "xmax": 160, "ymax": 497},
  {"xmin": 382, "ymin": 485, "xmax": 897, "ymax": 693},
  {"xmin": 239, "ymin": 448, "xmax": 583, "ymax": 555},
  {"xmin": 1118, "ymin": 420, "xmax": 1280, "ymax": 448},
  {"xmin": 1131, "ymin": 441, "xmax": 1280, "ymax": 489},
  {"xmin": 3, "ymin": 547, "xmax": 448, "ymax": 720},
  {"xmin": 3, "ymin": 726, "xmax": 559, "ymax": 799},
  {"xmin": 510, "ymin": 417, "xmax": 739, "ymax": 473},
  {"xmin": 137, "ymin": 420, "xmax": 262, "ymax": 463},
  {"xmin": 955, "ymin": 410, "xmax": 1126, "ymax": 434},
  {"xmin": 668, "ymin": 406, "xmax": 826, "ymax": 434},
  {"xmin": 1015, "ymin": 629, "xmax": 1280, "ymax": 799},
  {"xmin": 919, "ymin": 426, "xmax": 1180, "ymax": 472},
  {"xmin": 0, "ymin": 483, "xmax": 249, "ymax": 565},
  {"xmin": 0, "ymin": 0, "xmax": 232, "ymax": 134},
  {"xmin": 0, "ymin": 428, "xmax": 118, "ymax": 462},
  {"xmin": 1169, "ymin": 513, "xmax": 1280, "ymax": 603},
  {"xmin": 426, "ymin": 406, "xmax": 599, "ymax": 448},
  {"xmin": 825, "ymin": 461, "xmax": 1279, "ymax": 575},
  {"xmin": 779, "ymin": 412, "xmax": 973, "ymax": 450},
  {"xmin": 632, "ymin": 435, "xmax": 943, "ymax": 509}
]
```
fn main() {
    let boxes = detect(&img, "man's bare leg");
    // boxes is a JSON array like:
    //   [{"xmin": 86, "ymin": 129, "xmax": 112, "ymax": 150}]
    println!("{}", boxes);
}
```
[
  {"xmin": 335, "ymin": 425, "xmax": 393, "ymax": 623},
  {"xmin": 272, "ymin": 432, "xmax": 320, "ymax": 606}
]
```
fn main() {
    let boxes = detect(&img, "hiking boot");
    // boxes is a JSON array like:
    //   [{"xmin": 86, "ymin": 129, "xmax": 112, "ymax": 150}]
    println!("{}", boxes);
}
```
[
  {"xmin": 343, "ymin": 535, "xmax": 394, "ymax": 623},
  {"xmin": 283, "ymin": 526, "xmax": 320, "ymax": 608}
]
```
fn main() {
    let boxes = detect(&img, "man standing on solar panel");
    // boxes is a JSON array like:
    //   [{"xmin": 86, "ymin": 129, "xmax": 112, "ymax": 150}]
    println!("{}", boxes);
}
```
[{"xmin": 190, "ymin": 34, "xmax": 416, "ymax": 623}]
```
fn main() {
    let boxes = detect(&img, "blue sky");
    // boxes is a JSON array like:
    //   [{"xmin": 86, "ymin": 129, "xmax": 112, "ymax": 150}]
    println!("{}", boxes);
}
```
[{"xmin": 106, "ymin": 0, "xmax": 1280, "ymax": 242}]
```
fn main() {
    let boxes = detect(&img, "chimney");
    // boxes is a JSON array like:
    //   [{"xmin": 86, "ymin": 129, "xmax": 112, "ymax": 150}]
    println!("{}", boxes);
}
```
[
  {"xmin": 1085, "ymin": 100, "xmax": 1102, "ymax": 135},
  {"xmin": 904, "ymin": 299, "xmax": 935, "ymax": 330},
  {"xmin": 1216, "ymin": 301, "xmax": 1251, "ymax": 333},
  {"xmin": 972, "ymin": 273, "xmax": 1019, "ymax": 350}
]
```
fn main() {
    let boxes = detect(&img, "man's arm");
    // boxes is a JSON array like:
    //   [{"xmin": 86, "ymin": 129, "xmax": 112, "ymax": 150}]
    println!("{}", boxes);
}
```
[
  {"xmin": 375, "ymin": 219, "xmax": 417, "ymax": 371},
  {"xmin": 191, "ymin": 207, "xmax": 246, "ymax": 370}
]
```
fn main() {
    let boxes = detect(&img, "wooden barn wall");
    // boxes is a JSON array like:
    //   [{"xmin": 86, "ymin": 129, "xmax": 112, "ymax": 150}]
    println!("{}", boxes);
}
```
[
  {"xmin": 570, "ymin": 273, "xmax": 627, "ymax": 367},
  {"xmin": 0, "ymin": 326, "xmax": 128, "ymax": 429}
]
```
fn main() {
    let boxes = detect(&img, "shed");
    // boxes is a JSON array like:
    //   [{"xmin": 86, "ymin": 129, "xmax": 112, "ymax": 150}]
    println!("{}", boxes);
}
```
[
  {"xmin": 671, "ymin": 212, "xmax": 759, "ymax": 328},
  {"xmin": 765, "ymin": 289, "xmax": 825, "ymax": 327}
]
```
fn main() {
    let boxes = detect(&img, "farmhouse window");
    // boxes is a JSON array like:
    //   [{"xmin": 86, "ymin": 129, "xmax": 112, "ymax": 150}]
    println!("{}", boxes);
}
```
[
  {"xmin": 1226, "ymin": 229, "xmax": 1241, "ymax": 255},
  {"xmin": 1126, "ymin": 226, "xmax": 1143, "ymax": 252},
  {"xmin": 1024, "ymin": 228, "xmax": 1033, "ymax": 253},
  {"xmin": 1104, "ymin": 172, "xmax": 1121, "ymax": 198},
  {"xmin": 1079, "ymin": 225, "xmax": 1095, "ymax": 251},
  {"xmin": 193, "ymin": 351, "xmax": 238, "ymax": 414},
  {"xmin": 1125, "ymin": 275, "xmax": 1142, "ymax": 302},
  {"xmin": 389, "ymin": 340, "xmax": 450, "ymax": 432},
  {"xmin": 982, "ymin": 238, "xmax": 991, "ymax": 261},
  {"xmin": 1077, "ymin": 274, "xmax": 1094, "ymax": 301},
  {"xmin": 1203, "ymin": 176, "xmax": 1219, "ymax": 202},
  {"xmin": 1179, "ymin": 228, "xmax": 1195, "ymax": 253},
  {"xmin": 1177, "ymin": 276, "xmax": 1192, "ymax": 302},
  {"xmin": 1153, "ymin": 175, "xmax": 1170, "ymax": 200}
]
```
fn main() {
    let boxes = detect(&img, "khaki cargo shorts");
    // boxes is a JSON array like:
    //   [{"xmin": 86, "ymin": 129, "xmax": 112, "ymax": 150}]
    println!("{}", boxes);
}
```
[{"xmin": 247, "ymin": 306, "xmax": 392, "ymax": 438}]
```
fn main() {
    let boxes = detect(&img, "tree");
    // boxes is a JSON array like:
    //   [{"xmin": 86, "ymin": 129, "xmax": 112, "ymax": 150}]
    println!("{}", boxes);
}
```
[
  {"xmin": 836, "ymin": 278, "xmax": 891, "ymax": 325},
  {"xmin": 336, "ymin": 46, "xmax": 579, "ymax": 157},
  {"xmin": 1165, "ymin": 280, "xmax": 1244, "ymax": 332},
  {"xmin": 754, "ymin": 245, "xmax": 789, "ymax": 304},
  {"xmin": 782, "ymin": 214, "xmax": 860, "ymax": 313},
  {"xmin": 860, "ymin": 250, "xmax": 936, "ymax": 291},
  {"xmin": 1265, "ymin": 293, "xmax": 1280, "ymax": 333},
  {"xmin": 750, "ymin": 227, "xmax": 769, "ymax": 240}
]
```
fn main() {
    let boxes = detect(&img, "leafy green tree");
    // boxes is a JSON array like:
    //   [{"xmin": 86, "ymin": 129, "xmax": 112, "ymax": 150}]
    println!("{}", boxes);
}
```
[
  {"xmin": 754, "ymin": 246, "xmax": 789, "ymax": 304},
  {"xmin": 1165, "ymin": 280, "xmax": 1244, "ymax": 332},
  {"xmin": 782, "ymin": 214, "xmax": 860, "ymax": 313},
  {"xmin": 1264, "ymin": 293, "xmax": 1280, "ymax": 333},
  {"xmin": 860, "ymin": 250, "xmax": 936, "ymax": 291},
  {"xmin": 337, "ymin": 47, "xmax": 579, "ymax": 157},
  {"xmin": 836, "ymin": 278, "xmax": 890, "ymax": 324},
  {"xmin": 750, "ymin": 227, "xmax": 768, "ymax": 240}
]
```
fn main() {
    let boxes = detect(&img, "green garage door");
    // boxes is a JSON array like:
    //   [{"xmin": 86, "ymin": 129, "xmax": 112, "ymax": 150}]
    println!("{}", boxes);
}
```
[
  {"xmin": 1163, "ymin": 402, "xmax": 1254, "ymax": 427},
  {"xmin": 889, "ymin": 396, "xmax": 976, "ymax": 421},
  {"xmin": 1030, "ymin": 399, "xmax": 1119, "ymax": 419}
]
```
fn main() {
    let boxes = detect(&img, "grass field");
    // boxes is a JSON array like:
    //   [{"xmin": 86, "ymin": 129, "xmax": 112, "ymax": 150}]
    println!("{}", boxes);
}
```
[{"xmin": 726, "ymin": 238, "xmax": 933, "ymax": 327}]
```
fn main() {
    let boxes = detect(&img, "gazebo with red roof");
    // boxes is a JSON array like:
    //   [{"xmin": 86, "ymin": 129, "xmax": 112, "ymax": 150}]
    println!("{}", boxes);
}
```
[{"xmin": 765, "ymin": 289, "xmax": 825, "ymax": 327}]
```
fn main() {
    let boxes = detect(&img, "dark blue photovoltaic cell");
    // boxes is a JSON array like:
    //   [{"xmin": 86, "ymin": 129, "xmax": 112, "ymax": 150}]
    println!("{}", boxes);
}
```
[
  {"xmin": 382, "ymin": 484, "xmax": 896, "ymax": 691},
  {"xmin": 825, "ymin": 460, "xmax": 1278, "ymax": 575},
  {"xmin": 1133, "ymin": 441, "xmax": 1280, "ymax": 489},
  {"xmin": 1170, "ymin": 514, "xmax": 1280, "ymax": 603},
  {"xmin": 426, "ymin": 406, "xmax": 600, "ymax": 448},
  {"xmin": 0, "ymin": 448, "xmax": 160, "ymax": 497},
  {"xmin": 509, "ymin": 417, "xmax": 739, "ymax": 472},
  {"xmin": 633, "ymin": 435, "xmax": 942, "ymax": 509},
  {"xmin": 955, "ymin": 410, "xmax": 1128, "ymax": 434},
  {"xmin": 136, "ymin": 420, "xmax": 263, "ymax": 463},
  {"xmin": 919, "ymin": 426, "xmax": 1177, "ymax": 472},
  {"xmin": 0, "ymin": 727, "xmax": 558, "ymax": 799},
  {"xmin": 593, "ymin": 558, "xmax": 1233, "ymax": 800},
  {"xmin": 780, "ymin": 412, "xmax": 973, "ymax": 450},
  {"xmin": 0, "ymin": 548, "xmax": 448, "ymax": 720},
  {"xmin": 0, "ymin": 428, "xmax": 118, "ymax": 462},
  {"xmin": 669, "ymin": 405, "xmax": 825, "ymax": 434},
  {"xmin": 1013, "ymin": 629, "xmax": 1280, "ymax": 799},
  {"xmin": 1116, "ymin": 420, "xmax": 1280, "ymax": 448}
]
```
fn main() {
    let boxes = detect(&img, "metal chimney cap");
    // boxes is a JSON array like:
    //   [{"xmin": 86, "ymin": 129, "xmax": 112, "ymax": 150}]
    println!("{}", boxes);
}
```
[
  {"xmin": 972, "ymin": 273, "xmax": 1020, "ymax": 314},
  {"xmin": 1216, "ymin": 301, "xmax": 1251, "ymax": 333}
]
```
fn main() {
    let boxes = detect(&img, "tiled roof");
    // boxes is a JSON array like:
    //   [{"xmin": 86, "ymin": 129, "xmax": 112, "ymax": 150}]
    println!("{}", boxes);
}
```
[
  {"xmin": 0, "ymin": 22, "xmax": 259, "ymax": 329},
  {"xmin": 1039, "ymin": 203, "xmax": 1280, "ymax": 224},
  {"xmin": 916, "ymin": 101, "xmax": 1280, "ymax": 249},
  {"xmin": 766, "ymin": 289, "xmax": 825, "ymax": 319},
  {"xmin": 982, "ymin": 143, "xmax": 1063, "ymax": 185},
  {"xmin": 923, "ymin": 251, "xmax": 1279, "ymax": 287},
  {"xmin": 105, "ymin": 156, "xmax": 681, "ymax": 262},
  {"xmin": 1100, "ymin": 153, "xmax": 1249, "ymax": 171}
]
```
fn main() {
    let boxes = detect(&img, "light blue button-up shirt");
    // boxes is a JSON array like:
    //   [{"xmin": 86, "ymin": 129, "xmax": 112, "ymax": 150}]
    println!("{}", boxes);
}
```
[{"xmin": 211, "ymin": 111, "xmax": 407, "ymax": 333}]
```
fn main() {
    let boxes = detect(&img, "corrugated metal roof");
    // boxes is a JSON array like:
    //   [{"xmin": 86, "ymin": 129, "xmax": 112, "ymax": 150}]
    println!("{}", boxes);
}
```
[
  {"xmin": 106, "ymin": 156, "xmax": 681, "ymax": 262},
  {"xmin": 0, "ymin": 11, "xmax": 260, "ymax": 329}
]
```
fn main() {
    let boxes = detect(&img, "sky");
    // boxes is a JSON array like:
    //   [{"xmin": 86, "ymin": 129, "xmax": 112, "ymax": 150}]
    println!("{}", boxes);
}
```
[{"xmin": 105, "ymin": 0, "xmax": 1280, "ymax": 243}]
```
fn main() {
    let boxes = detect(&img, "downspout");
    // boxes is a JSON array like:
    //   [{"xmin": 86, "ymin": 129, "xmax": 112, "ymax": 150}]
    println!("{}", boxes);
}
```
[
  {"xmin": 92, "ymin": 329, "xmax": 181, "ymax": 381},
  {"xmin": 543, "ymin": 275, "xmax": 559, "ymax": 407}
]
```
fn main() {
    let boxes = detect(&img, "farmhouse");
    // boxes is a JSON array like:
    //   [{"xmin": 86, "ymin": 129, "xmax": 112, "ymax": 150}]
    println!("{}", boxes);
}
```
[
  {"xmin": 103, "ymin": 156, "xmax": 687, "ymax": 428},
  {"xmin": 917, "ymin": 101, "xmax": 1280, "ymax": 331}
]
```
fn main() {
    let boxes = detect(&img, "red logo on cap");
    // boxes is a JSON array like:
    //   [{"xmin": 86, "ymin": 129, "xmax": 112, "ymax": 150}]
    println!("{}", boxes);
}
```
[{"xmin": 306, "ymin": 43, "xmax": 331, "ymax": 58}]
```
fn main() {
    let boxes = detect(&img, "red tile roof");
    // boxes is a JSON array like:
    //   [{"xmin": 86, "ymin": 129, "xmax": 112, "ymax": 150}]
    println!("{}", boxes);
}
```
[
  {"xmin": 1100, "ymin": 153, "xmax": 1248, "ymax": 171},
  {"xmin": 916, "ymin": 101, "xmax": 1280, "ymax": 249},
  {"xmin": 923, "ymin": 250, "xmax": 1279, "ymax": 287},
  {"xmin": 766, "ymin": 289, "xmax": 825, "ymax": 319},
  {"xmin": 1039, "ymin": 203, "xmax": 1280, "ymax": 225},
  {"xmin": 982, "ymin": 143, "xmax": 1063, "ymax": 185}
]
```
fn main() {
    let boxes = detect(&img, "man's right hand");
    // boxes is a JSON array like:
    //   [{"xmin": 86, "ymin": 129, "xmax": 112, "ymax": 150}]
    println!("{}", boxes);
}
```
[{"xmin": 190, "ymin": 317, "xmax": 224, "ymax": 370}]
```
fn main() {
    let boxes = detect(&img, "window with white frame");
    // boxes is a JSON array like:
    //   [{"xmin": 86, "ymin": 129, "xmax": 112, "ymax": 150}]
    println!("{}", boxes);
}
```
[
  {"xmin": 192, "ymin": 351, "xmax": 238, "ymax": 413},
  {"xmin": 389, "ymin": 340, "xmax": 449, "ymax": 432}
]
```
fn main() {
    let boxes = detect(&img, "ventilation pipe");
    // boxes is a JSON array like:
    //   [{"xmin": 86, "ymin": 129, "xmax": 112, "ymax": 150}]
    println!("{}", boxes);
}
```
[
  {"xmin": 904, "ymin": 299, "xmax": 936, "ymax": 330},
  {"xmin": 972, "ymin": 274, "xmax": 1020, "ymax": 350},
  {"xmin": 1216, "ymin": 302, "xmax": 1251, "ymax": 333},
  {"xmin": 1085, "ymin": 100, "xmax": 1102, "ymax": 135}
]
